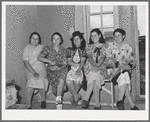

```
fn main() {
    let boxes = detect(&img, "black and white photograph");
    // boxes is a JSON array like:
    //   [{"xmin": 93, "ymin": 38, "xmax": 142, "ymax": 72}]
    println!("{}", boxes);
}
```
[{"xmin": 2, "ymin": 1, "xmax": 149, "ymax": 120}]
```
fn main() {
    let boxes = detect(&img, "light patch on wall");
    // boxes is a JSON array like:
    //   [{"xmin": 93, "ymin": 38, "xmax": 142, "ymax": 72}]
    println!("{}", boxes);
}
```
[
  {"xmin": 9, "ymin": 5, "xmax": 37, "ymax": 32},
  {"xmin": 69, "ymin": 26, "xmax": 74, "ymax": 35},
  {"xmin": 6, "ymin": 38, "xmax": 23, "ymax": 65}
]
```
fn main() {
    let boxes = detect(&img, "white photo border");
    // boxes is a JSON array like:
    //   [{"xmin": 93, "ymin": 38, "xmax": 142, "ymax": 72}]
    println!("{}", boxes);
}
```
[{"xmin": 2, "ymin": 1, "xmax": 149, "ymax": 120}]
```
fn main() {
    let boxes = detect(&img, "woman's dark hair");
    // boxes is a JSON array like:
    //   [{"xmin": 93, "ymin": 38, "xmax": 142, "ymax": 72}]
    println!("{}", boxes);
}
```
[
  {"xmin": 29, "ymin": 32, "xmax": 41, "ymax": 44},
  {"xmin": 71, "ymin": 34, "xmax": 86, "ymax": 50},
  {"xmin": 113, "ymin": 28, "xmax": 126, "ymax": 36},
  {"xmin": 89, "ymin": 28, "xmax": 105, "ymax": 44},
  {"xmin": 51, "ymin": 32, "xmax": 64, "ymax": 45}
]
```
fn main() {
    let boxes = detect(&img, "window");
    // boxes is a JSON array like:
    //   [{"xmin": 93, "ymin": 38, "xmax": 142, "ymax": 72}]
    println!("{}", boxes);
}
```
[{"xmin": 89, "ymin": 5, "xmax": 114, "ymax": 36}]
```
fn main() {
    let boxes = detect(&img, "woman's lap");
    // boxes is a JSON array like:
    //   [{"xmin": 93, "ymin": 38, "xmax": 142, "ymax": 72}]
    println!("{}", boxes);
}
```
[
  {"xmin": 47, "ymin": 68, "xmax": 67, "ymax": 95},
  {"xmin": 86, "ymin": 70, "xmax": 105, "ymax": 89}
]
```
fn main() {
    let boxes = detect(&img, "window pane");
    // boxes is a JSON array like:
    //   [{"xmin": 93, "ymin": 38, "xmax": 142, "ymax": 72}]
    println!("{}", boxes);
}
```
[
  {"xmin": 103, "ymin": 28, "xmax": 114, "ymax": 37},
  {"xmin": 103, "ymin": 14, "xmax": 114, "ymax": 28},
  {"xmin": 90, "ymin": 5, "xmax": 101, "ymax": 13},
  {"xmin": 90, "ymin": 15, "xmax": 101, "ymax": 29},
  {"xmin": 103, "ymin": 5, "xmax": 113, "ymax": 12}
]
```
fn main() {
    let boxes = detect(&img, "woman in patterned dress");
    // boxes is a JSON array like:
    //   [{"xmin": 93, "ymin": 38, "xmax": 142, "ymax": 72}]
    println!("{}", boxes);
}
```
[
  {"xmin": 81, "ymin": 28, "xmax": 106, "ymax": 109},
  {"xmin": 111, "ymin": 28, "xmax": 139, "ymax": 110},
  {"xmin": 38, "ymin": 32, "xmax": 68, "ymax": 109},
  {"xmin": 66, "ymin": 31, "xmax": 86, "ymax": 107},
  {"xmin": 23, "ymin": 32, "xmax": 48, "ymax": 109}
]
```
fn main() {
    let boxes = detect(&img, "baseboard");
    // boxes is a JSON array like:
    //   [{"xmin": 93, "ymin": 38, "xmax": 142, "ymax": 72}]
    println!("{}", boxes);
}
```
[{"xmin": 38, "ymin": 100, "xmax": 116, "ymax": 106}]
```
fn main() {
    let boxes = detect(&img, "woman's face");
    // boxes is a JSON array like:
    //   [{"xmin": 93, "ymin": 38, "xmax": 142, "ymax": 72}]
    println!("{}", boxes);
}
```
[
  {"xmin": 114, "ymin": 32, "xmax": 125, "ymax": 43},
  {"xmin": 73, "ymin": 35, "xmax": 82, "ymax": 48},
  {"xmin": 30, "ymin": 34, "xmax": 39, "ymax": 46},
  {"xmin": 91, "ymin": 31, "xmax": 101, "ymax": 43},
  {"xmin": 52, "ymin": 34, "xmax": 61, "ymax": 46}
]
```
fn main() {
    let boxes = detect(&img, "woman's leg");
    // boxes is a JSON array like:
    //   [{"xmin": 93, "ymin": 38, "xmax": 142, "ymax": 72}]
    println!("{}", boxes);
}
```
[
  {"xmin": 84, "ymin": 80, "xmax": 96, "ymax": 101},
  {"xmin": 66, "ymin": 80, "xmax": 80, "ymax": 101},
  {"xmin": 118, "ymin": 83, "xmax": 128, "ymax": 101},
  {"xmin": 39, "ymin": 89, "xmax": 46, "ymax": 102},
  {"xmin": 39, "ymin": 89, "xmax": 46, "ymax": 109},
  {"xmin": 55, "ymin": 78, "xmax": 65, "ymax": 109},
  {"xmin": 116, "ymin": 83, "xmax": 128, "ymax": 110},
  {"xmin": 26, "ymin": 87, "xmax": 34, "ymax": 108},
  {"xmin": 93, "ymin": 83, "xmax": 100, "ymax": 108},
  {"xmin": 125, "ymin": 86, "xmax": 135, "ymax": 108},
  {"xmin": 57, "ymin": 78, "xmax": 65, "ymax": 96}
]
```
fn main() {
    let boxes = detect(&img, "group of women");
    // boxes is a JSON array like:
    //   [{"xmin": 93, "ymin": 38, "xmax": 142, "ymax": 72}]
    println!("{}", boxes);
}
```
[{"xmin": 23, "ymin": 28, "xmax": 139, "ymax": 110}]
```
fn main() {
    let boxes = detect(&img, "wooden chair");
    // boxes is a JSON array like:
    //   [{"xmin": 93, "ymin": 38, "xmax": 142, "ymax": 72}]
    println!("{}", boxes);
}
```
[{"xmin": 101, "ymin": 80, "xmax": 115, "ymax": 109}]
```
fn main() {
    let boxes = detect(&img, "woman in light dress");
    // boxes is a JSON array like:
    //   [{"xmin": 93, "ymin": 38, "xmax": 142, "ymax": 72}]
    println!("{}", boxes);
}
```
[
  {"xmin": 23, "ymin": 32, "xmax": 48, "ymax": 109},
  {"xmin": 66, "ymin": 31, "xmax": 86, "ymax": 107},
  {"xmin": 81, "ymin": 28, "xmax": 106, "ymax": 109}
]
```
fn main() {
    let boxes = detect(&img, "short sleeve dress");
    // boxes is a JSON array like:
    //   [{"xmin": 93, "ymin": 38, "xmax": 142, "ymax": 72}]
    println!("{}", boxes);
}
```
[
  {"xmin": 66, "ymin": 48, "xmax": 86, "ymax": 84},
  {"xmin": 84, "ymin": 43, "xmax": 107, "ymax": 89},
  {"xmin": 111, "ymin": 42, "xmax": 134, "ymax": 91},
  {"xmin": 23, "ymin": 44, "xmax": 48, "ymax": 91},
  {"xmin": 39, "ymin": 45, "xmax": 68, "ymax": 96}
]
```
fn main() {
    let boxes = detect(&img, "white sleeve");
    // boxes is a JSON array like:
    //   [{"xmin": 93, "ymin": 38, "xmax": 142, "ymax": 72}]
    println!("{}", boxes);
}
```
[{"xmin": 23, "ymin": 46, "xmax": 29, "ymax": 61}]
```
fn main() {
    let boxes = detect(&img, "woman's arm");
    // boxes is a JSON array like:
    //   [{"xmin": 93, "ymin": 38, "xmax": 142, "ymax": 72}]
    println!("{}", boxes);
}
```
[
  {"xmin": 23, "ymin": 60, "xmax": 39, "ymax": 77},
  {"xmin": 76, "ymin": 57, "xmax": 86, "ymax": 76},
  {"xmin": 77, "ymin": 57, "xmax": 86, "ymax": 71},
  {"xmin": 67, "ymin": 58, "xmax": 80, "ymax": 67},
  {"xmin": 88, "ymin": 56, "xmax": 98, "ymax": 67},
  {"xmin": 37, "ymin": 55, "xmax": 55, "ymax": 65},
  {"xmin": 97, "ymin": 55, "xmax": 106, "ymax": 67}
]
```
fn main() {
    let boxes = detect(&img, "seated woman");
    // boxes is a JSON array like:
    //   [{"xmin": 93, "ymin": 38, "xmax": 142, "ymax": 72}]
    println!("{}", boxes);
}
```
[
  {"xmin": 23, "ymin": 32, "xmax": 48, "ymax": 109},
  {"xmin": 111, "ymin": 28, "xmax": 139, "ymax": 110},
  {"xmin": 81, "ymin": 28, "xmax": 106, "ymax": 109},
  {"xmin": 66, "ymin": 31, "xmax": 86, "ymax": 107},
  {"xmin": 38, "ymin": 32, "xmax": 68, "ymax": 110}
]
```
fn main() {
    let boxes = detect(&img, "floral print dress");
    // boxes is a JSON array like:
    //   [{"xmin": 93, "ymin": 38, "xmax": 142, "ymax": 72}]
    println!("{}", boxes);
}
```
[
  {"xmin": 84, "ymin": 43, "xmax": 107, "ymax": 88},
  {"xmin": 39, "ymin": 45, "xmax": 68, "ymax": 96},
  {"xmin": 107, "ymin": 42, "xmax": 134, "ymax": 90},
  {"xmin": 66, "ymin": 48, "xmax": 86, "ymax": 84}
]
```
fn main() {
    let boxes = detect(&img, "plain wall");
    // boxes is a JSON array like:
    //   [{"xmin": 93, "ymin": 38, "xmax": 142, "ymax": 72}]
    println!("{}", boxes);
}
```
[{"xmin": 36, "ymin": 5, "xmax": 75, "ymax": 48}]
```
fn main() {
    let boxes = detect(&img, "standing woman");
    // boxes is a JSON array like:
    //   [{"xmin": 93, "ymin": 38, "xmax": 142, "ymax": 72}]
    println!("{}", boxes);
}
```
[
  {"xmin": 38, "ymin": 32, "xmax": 68, "ymax": 109},
  {"xmin": 81, "ymin": 28, "xmax": 106, "ymax": 109},
  {"xmin": 23, "ymin": 32, "xmax": 48, "ymax": 109},
  {"xmin": 66, "ymin": 31, "xmax": 86, "ymax": 107}
]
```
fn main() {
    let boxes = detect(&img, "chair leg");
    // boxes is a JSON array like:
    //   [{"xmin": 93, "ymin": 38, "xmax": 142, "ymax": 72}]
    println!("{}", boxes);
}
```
[{"xmin": 111, "ymin": 82, "xmax": 114, "ymax": 109}]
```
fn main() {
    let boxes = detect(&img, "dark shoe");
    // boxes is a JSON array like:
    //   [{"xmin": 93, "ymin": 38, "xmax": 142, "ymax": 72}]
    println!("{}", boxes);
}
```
[
  {"xmin": 74, "ymin": 95, "xmax": 81, "ymax": 107},
  {"xmin": 94, "ymin": 106, "xmax": 101, "ymax": 110},
  {"xmin": 27, "ymin": 107, "xmax": 32, "ymax": 109},
  {"xmin": 131, "ymin": 106, "xmax": 139, "ymax": 110},
  {"xmin": 41, "ymin": 101, "xmax": 46, "ymax": 109},
  {"xmin": 81, "ymin": 100, "xmax": 88, "ymax": 109},
  {"xmin": 70, "ymin": 96, "xmax": 74, "ymax": 105},
  {"xmin": 117, "ymin": 100, "xmax": 124, "ymax": 110}
]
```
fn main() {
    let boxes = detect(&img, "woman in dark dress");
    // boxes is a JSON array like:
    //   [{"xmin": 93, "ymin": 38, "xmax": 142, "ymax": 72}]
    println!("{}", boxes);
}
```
[{"xmin": 38, "ymin": 32, "xmax": 68, "ymax": 109}]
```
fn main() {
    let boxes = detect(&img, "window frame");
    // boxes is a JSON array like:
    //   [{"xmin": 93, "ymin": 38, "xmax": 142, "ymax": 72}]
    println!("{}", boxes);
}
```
[{"xmin": 89, "ymin": 5, "xmax": 114, "ymax": 34}]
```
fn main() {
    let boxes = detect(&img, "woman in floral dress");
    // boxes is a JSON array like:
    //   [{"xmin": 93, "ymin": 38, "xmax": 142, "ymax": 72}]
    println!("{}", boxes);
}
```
[
  {"xmin": 111, "ymin": 28, "xmax": 139, "ymax": 110},
  {"xmin": 38, "ymin": 32, "xmax": 68, "ymax": 109},
  {"xmin": 66, "ymin": 31, "xmax": 86, "ymax": 107},
  {"xmin": 81, "ymin": 28, "xmax": 106, "ymax": 109}
]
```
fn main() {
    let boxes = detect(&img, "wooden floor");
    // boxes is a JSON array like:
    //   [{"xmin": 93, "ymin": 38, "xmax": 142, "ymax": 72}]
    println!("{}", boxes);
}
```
[{"xmin": 30, "ymin": 98, "xmax": 145, "ymax": 110}]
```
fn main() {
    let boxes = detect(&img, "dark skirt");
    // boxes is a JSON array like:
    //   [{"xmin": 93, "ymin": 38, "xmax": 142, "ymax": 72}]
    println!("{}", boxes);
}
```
[{"xmin": 47, "ymin": 67, "xmax": 68, "ymax": 96}]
